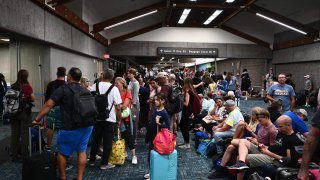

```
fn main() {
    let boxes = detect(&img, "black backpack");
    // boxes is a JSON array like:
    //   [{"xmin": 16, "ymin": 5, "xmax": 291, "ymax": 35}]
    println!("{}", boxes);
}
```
[
  {"xmin": 4, "ymin": 84, "xmax": 27, "ymax": 115},
  {"xmin": 67, "ymin": 85, "xmax": 98, "ymax": 127},
  {"xmin": 167, "ymin": 85, "xmax": 184, "ymax": 115},
  {"xmin": 95, "ymin": 83, "xmax": 115, "ymax": 120}
]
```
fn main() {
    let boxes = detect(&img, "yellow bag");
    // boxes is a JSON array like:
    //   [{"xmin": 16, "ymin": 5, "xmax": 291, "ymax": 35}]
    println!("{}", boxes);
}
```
[{"xmin": 108, "ymin": 128, "xmax": 125, "ymax": 165}]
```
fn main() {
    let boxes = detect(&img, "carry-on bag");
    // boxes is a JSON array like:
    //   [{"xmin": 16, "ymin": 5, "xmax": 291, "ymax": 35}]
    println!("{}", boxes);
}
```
[
  {"xmin": 276, "ymin": 167, "xmax": 316, "ymax": 180},
  {"xmin": 22, "ymin": 126, "xmax": 57, "ymax": 180},
  {"xmin": 150, "ymin": 149, "xmax": 177, "ymax": 180},
  {"xmin": 108, "ymin": 128, "xmax": 125, "ymax": 165},
  {"xmin": 153, "ymin": 128, "xmax": 175, "ymax": 155}
]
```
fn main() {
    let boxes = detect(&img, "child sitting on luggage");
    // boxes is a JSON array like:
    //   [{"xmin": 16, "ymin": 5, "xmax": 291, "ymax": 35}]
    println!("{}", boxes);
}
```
[
  {"xmin": 144, "ymin": 92, "xmax": 170, "ymax": 180},
  {"xmin": 194, "ymin": 124, "xmax": 210, "ymax": 149}
]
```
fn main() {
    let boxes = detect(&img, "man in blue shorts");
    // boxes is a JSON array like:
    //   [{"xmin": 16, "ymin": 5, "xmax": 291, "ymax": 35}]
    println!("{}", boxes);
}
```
[{"xmin": 33, "ymin": 67, "xmax": 93, "ymax": 180}]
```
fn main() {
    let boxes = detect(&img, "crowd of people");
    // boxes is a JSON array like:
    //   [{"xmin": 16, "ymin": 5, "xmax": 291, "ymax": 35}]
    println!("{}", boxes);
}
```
[{"xmin": 1, "ymin": 66, "xmax": 319, "ymax": 180}]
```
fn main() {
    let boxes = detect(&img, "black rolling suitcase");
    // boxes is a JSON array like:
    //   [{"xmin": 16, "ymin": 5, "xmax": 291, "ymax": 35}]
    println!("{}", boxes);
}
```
[
  {"xmin": 22, "ymin": 126, "xmax": 57, "ymax": 180},
  {"xmin": 275, "ymin": 167, "xmax": 316, "ymax": 180}
]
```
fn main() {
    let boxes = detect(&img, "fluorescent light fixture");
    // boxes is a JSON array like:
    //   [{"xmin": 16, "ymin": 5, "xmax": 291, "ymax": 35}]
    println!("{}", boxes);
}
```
[
  {"xmin": 256, "ymin": 13, "xmax": 307, "ymax": 35},
  {"xmin": 104, "ymin": 10, "xmax": 158, "ymax": 30},
  {"xmin": 178, "ymin": 9, "xmax": 191, "ymax": 24},
  {"xmin": 0, "ymin": 38, "xmax": 10, "ymax": 42},
  {"xmin": 226, "ymin": 0, "xmax": 235, "ymax": 3},
  {"xmin": 185, "ymin": 58, "xmax": 226, "ymax": 67},
  {"xmin": 189, "ymin": 0, "xmax": 197, "ymax": 1},
  {"xmin": 203, "ymin": 10, "xmax": 223, "ymax": 25}
]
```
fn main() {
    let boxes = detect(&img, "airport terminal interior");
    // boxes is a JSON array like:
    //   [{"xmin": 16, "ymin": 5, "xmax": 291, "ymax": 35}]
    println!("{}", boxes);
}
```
[{"xmin": 0, "ymin": 0, "xmax": 320, "ymax": 179}]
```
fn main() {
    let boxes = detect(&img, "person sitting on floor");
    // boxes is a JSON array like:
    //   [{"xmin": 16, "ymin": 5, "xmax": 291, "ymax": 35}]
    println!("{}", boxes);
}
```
[
  {"xmin": 194, "ymin": 124, "xmax": 210, "ymax": 149},
  {"xmin": 193, "ymin": 92, "xmax": 215, "ymax": 125},
  {"xmin": 232, "ymin": 107, "xmax": 261, "ymax": 139},
  {"xmin": 212, "ymin": 100, "xmax": 244, "ymax": 155},
  {"xmin": 202, "ymin": 96, "xmax": 226, "ymax": 132},
  {"xmin": 208, "ymin": 108, "xmax": 276, "ymax": 179},
  {"xmin": 231, "ymin": 115, "xmax": 305, "ymax": 180},
  {"xmin": 275, "ymin": 109, "xmax": 309, "ymax": 137}
]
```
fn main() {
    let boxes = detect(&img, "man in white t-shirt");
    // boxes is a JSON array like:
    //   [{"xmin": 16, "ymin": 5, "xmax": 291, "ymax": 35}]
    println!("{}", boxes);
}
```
[{"xmin": 88, "ymin": 68, "xmax": 122, "ymax": 170}]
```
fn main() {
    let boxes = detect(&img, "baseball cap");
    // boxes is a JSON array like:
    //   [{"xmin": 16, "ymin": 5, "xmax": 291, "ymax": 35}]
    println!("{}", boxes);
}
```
[
  {"xmin": 304, "ymin": 75, "xmax": 310, "ymax": 78},
  {"xmin": 296, "ymin": 109, "xmax": 308, "ymax": 121},
  {"xmin": 224, "ymin": 100, "xmax": 235, "ymax": 107}
]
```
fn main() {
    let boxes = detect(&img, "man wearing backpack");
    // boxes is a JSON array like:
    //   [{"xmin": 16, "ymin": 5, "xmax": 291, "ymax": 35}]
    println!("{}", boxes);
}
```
[
  {"xmin": 168, "ymin": 73, "xmax": 183, "ymax": 135},
  {"xmin": 88, "ymin": 68, "xmax": 122, "ymax": 170},
  {"xmin": 44, "ymin": 67, "xmax": 66, "ymax": 151},
  {"xmin": 33, "ymin": 67, "xmax": 103, "ymax": 180}
]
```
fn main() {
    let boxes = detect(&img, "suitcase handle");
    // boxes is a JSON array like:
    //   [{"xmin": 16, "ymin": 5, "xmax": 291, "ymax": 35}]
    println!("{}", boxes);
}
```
[{"xmin": 29, "ymin": 126, "xmax": 42, "ymax": 157}]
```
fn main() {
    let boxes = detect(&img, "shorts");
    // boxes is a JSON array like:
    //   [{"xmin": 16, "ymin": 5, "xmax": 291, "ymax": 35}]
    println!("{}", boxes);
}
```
[
  {"xmin": 249, "ymin": 143, "xmax": 261, "ymax": 154},
  {"xmin": 57, "ymin": 126, "xmax": 93, "ymax": 157},
  {"xmin": 305, "ymin": 90, "xmax": 310, "ymax": 96},
  {"xmin": 46, "ymin": 106, "xmax": 61, "ymax": 130},
  {"xmin": 247, "ymin": 143, "xmax": 274, "ymax": 168},
  {"xmin": 247, "ymin": 154, "xmax": 274, "ymax": 168}
]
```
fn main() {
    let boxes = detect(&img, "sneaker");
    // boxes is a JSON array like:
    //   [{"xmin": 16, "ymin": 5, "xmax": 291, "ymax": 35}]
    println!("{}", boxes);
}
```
[
  {"xmin": 178, "ymin": 144, "xmax": 190, "ymax": 149},
  {"xmin": 208, "ymin": 169, "xmax": 226, "ymax": 179},
  {"xmin": 132, "ymin": 155, "xmax": 138, "ymax": 165},
  {"xmin": 65, "ymin": 164, "xmax": 74, "ymax": 171},
  {"xmin": 143, "ymin": 173, "xmax": 150, "ymax": 179},
  {"xmin": 88, "ymin": 161, "xmax": 95, "ymax": 167},
  {"xmin": 217, "ymin": 138, "xmax": 232, "ymax": 146},
  {"xmin": 44, "ymin": 146, "xmax": 51, "ymax": 152},
  {"xmin": 100, "ymin": 163, "xmax": 115, "ymax": 170},
  {"xmin": 96, "ymin": 155, "xmax": 101, "ymax": 160},
  {"xmin": 228, "ymin": 161, "xmax": 249, "ymax": 170}
]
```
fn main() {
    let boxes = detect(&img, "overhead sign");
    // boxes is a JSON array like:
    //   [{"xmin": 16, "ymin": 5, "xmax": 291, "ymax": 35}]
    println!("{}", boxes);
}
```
[{"xmin": 157, "ymin": 47, "xmax": 218, "ymax": 57}]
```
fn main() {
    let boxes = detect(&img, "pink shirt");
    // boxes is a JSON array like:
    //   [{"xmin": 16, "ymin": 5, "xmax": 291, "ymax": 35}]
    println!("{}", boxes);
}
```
[{"xmin": 257, "ymin": 124, "xmax": 278, "ymax": 146}]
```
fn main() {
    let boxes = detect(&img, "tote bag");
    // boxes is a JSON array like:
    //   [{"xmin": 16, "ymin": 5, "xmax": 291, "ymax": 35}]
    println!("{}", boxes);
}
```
[{"xmin": 108, "ymin": 128, "xmax": 125, "ymax": 165}]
